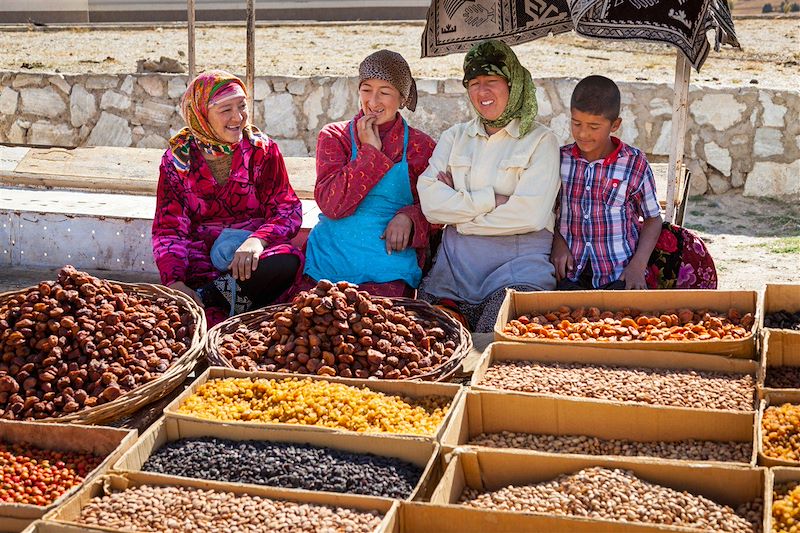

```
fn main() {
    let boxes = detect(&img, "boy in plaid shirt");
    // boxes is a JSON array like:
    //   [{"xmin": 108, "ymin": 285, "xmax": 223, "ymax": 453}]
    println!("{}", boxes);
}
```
[{"xmin": 551, "ymin": 75, "xmax": 662, "ymax": 290}]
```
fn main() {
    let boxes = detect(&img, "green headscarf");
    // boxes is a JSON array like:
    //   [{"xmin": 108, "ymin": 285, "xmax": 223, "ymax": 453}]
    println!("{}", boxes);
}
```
[{"xmin": 462, "ymin": 40, "xmax": 538, "ymax": 136}]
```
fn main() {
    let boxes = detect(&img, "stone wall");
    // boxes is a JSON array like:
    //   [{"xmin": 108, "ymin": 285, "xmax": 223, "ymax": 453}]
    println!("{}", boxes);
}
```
[{"xmin": 0, "ymin": 71, "xmax": 797, "ymax": 198}]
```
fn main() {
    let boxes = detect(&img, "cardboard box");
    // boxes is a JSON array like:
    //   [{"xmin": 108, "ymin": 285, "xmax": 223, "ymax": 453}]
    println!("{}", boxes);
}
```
[
  {"xmin": 163, "ymin": 367, "xmax": 463, "ymax": 441},
  {"xmin": 441, "ymin": 390, "xmax": 757, "ymax": 465},
  {"xmin": 430, "ymin": 448, "xmax": 767, "ymax": 533},
  {"xmin": 21, "ymin": 521, "xmax": 108, "ymax": 533},
  {"xmin": 495, "ymin": 289, "xmax": 757, "ymax": 358},
  {"xmin": 112, "ymin": 415, "xmax": 441, "ymax": 501},
  {"xmin": 471, "ymin": 342, "xmax": 759, "ymax": 412},
  {"xmin": 758, "ymin": 391, "xmax": 800, "ymax": 467},
  {"xmin": 385, "ymin": 501, "xmax": 653, "ymax": 533},
  {"xmin": 761, "ymin": 283, "xmax": 800, "ymax": 333},
  {"xmin": 765, "ymin": 467, "xmax": 800, "ymax": 533},
  {"xmin": 760, "ymin": 329, "xmax": 800, "ymax": 395},
  {"xmin": 46, "ymin": 472, "xmax": 398, "ymax": 533},
  {"xmin": 0, "ymin": 421, "xmax": 136, "ymax": 533}
]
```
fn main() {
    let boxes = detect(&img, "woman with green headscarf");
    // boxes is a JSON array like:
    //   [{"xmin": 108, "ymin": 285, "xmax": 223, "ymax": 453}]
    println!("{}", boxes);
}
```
[{"xmin": 417, "ymin": 40, "xmax": 560, "ymax": 332}]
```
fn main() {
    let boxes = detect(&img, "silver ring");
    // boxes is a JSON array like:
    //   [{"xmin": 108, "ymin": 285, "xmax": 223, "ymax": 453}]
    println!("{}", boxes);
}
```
[{"xmin": 245, "ymin": 257, "xmax": 251, "ymax": 261}]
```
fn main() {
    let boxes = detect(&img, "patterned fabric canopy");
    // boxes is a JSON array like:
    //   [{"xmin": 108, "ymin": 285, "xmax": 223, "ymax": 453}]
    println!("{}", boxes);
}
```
[{"xmin": 422, "ymin": 0, "xmax": 739, "ymax": 70}]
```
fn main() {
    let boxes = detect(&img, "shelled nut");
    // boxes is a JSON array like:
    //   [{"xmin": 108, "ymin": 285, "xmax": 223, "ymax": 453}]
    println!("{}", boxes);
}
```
[
  {"xmin": 469, "ymin": 431, "xmax": 751, "ymax": 462},
  {"xmin": 77, "ymin": 485, "xmax": 383, "ymax": 532},
  {"xmin": 460, "ymin": 467, "xmax": 759, "ymax": 533},
  {"xmin": 478, "ymin": 361, "xmax": 755, "ymax": 410}
]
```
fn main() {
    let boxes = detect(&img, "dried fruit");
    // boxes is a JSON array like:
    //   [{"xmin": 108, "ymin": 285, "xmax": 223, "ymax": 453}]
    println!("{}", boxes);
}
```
[
  {"xmin": 0, "ymin": 266, "xmax": 195, "ymax": 420},
  {"xmin": 0, "ymin": 442, "xmax": 103, "ymax": 506},
  {"xmin": 217, "ymin": 280, "xmax": 457, "ymax": 379},
  {"xmin": 503, "ymin": 306, "xmax": 754, "ymax": 342},
  {"xmin": 177, "ymin": 377, "xmax": 450, "ymax": 436}
]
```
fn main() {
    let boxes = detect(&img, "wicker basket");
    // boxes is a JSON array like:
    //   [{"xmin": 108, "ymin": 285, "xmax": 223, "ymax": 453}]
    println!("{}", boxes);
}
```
[
  {"xmin": 206, "ymin": 297, "xmax": 471, "ymax": 382},
  {"xmin": 0, "ymin": 282, "xmax": 206, "ymax": 425}
]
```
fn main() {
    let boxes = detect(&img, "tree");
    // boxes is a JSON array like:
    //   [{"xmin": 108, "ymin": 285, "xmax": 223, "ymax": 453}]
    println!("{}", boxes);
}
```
[{"xmin": 762, "ymin": 3, "xmax": 773, "ymax": 11}]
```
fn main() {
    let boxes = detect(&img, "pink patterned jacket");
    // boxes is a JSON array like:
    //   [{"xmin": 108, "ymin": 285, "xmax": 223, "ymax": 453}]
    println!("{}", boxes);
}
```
[{"xmin": 152, "ymin": 136, "xmax": 303, "ymax": 288}]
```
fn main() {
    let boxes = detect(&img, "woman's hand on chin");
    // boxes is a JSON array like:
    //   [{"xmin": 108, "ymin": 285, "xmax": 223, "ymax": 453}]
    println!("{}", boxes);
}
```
[{"xmin": 357, "ymin": 113, "xmax": 382, "ymax": 151}]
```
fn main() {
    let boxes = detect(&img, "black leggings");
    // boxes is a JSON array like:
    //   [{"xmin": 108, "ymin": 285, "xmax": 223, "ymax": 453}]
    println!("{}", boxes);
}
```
[{"xmin": 236, "ymin": 253, "xmax": 301, "ymax": 308}]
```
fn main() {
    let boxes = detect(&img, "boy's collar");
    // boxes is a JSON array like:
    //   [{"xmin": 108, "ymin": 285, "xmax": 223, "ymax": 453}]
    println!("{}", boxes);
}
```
[{"xmin": 571, "ymin": 136, "xmax": 625, "ymax": 165}]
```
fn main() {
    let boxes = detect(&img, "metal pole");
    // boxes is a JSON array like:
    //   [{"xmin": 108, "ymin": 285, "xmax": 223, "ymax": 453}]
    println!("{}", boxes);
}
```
[
  {"xmin": 666, "ymin": 53, "xmax": 691, "ymax": 224},
  {"xmin": 187, "ymin": 0, "xmax": 196, "ymax": 79},
  {"xmin": 246, "ymin": 0, "xmax": 255, "ymax": 116}
]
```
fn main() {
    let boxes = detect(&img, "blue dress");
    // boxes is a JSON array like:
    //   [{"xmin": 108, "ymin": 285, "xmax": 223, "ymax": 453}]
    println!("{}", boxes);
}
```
[{"xmin": 304, "ymin": 119, "xmax": 422, "ymax": 287}]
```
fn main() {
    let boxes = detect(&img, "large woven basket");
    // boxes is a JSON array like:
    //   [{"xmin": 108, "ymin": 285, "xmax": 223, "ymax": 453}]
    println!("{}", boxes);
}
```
[
  {"xmin": 206, "ymin": 297, "xmax": 471, "ymax": 382},
  {"xmin": 0, "ymin": 282, "xmax": 206, "ymax": 425}
]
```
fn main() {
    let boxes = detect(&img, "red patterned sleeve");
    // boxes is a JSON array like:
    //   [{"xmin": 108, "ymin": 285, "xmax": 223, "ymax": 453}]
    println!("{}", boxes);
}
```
[
  {"xmin": 251, "ymin": 141, "xmax": 303, "ymax": 244},
  {"xmin": 398, "ymin": 129, "xmax": 437, "ymax": 250},
  {"xmin": 314, "ymin": 122, "xmax": 393, "ymax": 219},
  {"xmin": 151, "ymin": 153, "xmax": 192, "ymax": 286}
]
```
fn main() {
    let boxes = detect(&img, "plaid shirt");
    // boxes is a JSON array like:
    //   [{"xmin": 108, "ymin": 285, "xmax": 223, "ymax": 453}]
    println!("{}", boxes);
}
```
[{"xmin": 558, "ymin": 138, "xmax": 661, "ymax": 288}]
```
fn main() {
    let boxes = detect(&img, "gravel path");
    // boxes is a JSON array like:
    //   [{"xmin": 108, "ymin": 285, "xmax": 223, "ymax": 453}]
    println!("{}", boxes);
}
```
[{"xmin": 0, "ymin": 19, "xmax": 797, "ymax": 88}]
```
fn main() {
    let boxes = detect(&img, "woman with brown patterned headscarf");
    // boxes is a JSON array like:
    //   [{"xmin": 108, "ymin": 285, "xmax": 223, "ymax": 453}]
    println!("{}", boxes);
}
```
[{"xmin": 298, "ymin": 50, "xmax": 437, "ymax": 297}]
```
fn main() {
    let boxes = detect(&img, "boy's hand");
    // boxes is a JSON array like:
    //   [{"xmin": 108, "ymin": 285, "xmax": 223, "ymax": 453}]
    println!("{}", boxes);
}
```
[
  {"xmin": 620, "ymin": 260, "xmax": 647, "ymax": 290},
  {"xmin": 550, "ymin": 233, "xmax": 574, "ymax": 281}
]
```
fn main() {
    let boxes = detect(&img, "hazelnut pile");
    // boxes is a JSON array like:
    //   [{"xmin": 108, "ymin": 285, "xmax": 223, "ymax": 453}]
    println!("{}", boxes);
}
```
[
  {"xmin": 217, "ymin": 280, "xmax": 457, "ymax": 379},
  {"xmin": 503, "ymin": 306, "xmax": 754, "ymax": 342},
  {"xmin": 460, "ymin": 467, "xmax": 760, "ymax": 533},
  {"xmin": 0, "ymin": 266, "xmax": 195, "ymax": 420}
]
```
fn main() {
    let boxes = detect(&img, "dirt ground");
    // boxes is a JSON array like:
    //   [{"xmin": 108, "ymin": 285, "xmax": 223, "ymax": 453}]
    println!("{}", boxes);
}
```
[
  {"xmin": 0, "ymin": 18, "xmax": 797, "ymax": 89},
  {"xmin": 682, "ymin": 194, "xmax": 800, "ymax": 290}
]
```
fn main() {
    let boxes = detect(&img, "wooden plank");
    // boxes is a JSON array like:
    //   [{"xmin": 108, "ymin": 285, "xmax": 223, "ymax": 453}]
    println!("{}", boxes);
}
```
[
  {"xmin": 2, "ymin": 147, "xmax": 316, "ymax": 198},
  {"xmin": 14, "ymin": 146, "xmax": 162, "ymax": 180},
  {"xmin": 187, "ymin": 0, "xmax": 196, "ymax": 80},
  {"xmin": 666, "ymin": 53, "xmax": 691, "ymax": 223},
  {"xmin": 246, "ymin": 0, "xmax": 255, "ymax": 115},
  {"xmin": 0, "ymin": 146, "xmax": 30, "ymax": 172}
]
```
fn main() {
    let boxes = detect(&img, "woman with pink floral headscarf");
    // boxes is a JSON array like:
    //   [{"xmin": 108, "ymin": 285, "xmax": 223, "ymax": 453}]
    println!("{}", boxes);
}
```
[{"xmin": 152, "ymin": 70, "xmax": 303, "ymax": 326}]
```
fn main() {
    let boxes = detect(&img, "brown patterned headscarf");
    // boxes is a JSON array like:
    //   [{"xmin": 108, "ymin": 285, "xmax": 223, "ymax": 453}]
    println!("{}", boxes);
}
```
[{"xmin": 358, "ymin": 50, "xmax": 418, "ymax": 112}]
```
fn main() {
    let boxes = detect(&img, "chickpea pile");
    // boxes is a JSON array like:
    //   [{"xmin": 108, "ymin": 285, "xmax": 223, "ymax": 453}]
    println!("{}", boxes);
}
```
[
  {"xmin": 772, "ymin": 482, "xmax": 800, "ymax": 533},
  {"xmin": 0, "ymin": 442, "xmax": 102, "ymax": 506},
  {"xmin": 177, "ymin": 377, "xmax": 451, "ymax": 435},
  {"xmin": 0, "ymin": 266, "xmax": 196, "ymax": 420},
  {"xmin": 503, "ymin": 306, "xmax": 754, "ymax": 342},
  {"xmin": 218, "ymin": 280, "xmax": 457, "ymax": 379},
  {"xmin": 762, "ymin": 403, "xmax": 800, "ymax": 461}
]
